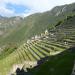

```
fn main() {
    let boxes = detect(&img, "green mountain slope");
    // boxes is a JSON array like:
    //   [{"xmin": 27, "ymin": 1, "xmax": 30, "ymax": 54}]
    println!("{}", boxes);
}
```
[
  {"xmin": 0, "ymin": 12, "xmax": 75, "ymax": 75},
  {"xmin": 0, "ymin": 2, "xmax": 75, "ymax": 75},
  {"xmin": 0, "ymin": 3, "xmax": 75, "ymax": 46},
  {"xmin": 29, "ymin": 14, "xmax": 75, "ymax": 75},
  {"xmin": 31, "ymin": 47, "xmax": 75, "ymax": 75}
]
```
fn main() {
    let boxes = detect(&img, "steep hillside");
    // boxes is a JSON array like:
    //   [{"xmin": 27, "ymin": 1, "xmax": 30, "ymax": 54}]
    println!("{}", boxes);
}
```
[
  {"xmin": 0, "ymin": 3, "xmax": 75, "ymax": 75},
  {"xmin": 11, "ymin": 14, "xmax": 75, "ymax": 75},
  {"xmin": 29, "ymin": 15, "xmax": 75, "ymax": 75},
  {"xmin": 0, "ymin": 16, "xmax": 23, "ymax": 36},
  {"xmin": 31, "ymin": 47, "xmax": 75, "ymax": 75},
  {"xmin": 0, "ymin": 3, "xmax": 75, "ymax": 46},
  {"xmin": 0, "ymin": 14, "xmax": 75, "ymax": 75}
]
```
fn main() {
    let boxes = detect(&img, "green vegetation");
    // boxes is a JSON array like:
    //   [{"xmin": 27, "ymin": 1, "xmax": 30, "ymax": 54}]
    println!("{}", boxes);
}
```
[
  {"xmin": 0, "ymin": 2, "xmax": 75, "ymax": 75},
  {"xmin": 31, "ymin": 47, "xmax": 75, "ymax": 75},
  {"xmin": 0, "ymin": 3, "xmax": 75, "ymax": 46}
]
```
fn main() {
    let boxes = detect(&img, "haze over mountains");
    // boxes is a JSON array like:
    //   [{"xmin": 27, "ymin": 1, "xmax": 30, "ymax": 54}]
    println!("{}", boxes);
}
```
[{"xmin": 0, "ymin": 2, "xmax": 75, "ymax": 46}]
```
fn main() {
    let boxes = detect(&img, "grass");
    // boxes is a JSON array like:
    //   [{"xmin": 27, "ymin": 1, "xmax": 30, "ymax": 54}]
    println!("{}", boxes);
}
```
[
  {"xmin": 0, "ymin": 13, "xmax": 75, "ymax": 75},
  {"xmin": 25, "ymin": 44, "xmax": 40, "ymax": 60},
  {"xmin": 31, "ymin": 47, "xmax": 75, "ymax": 75}
]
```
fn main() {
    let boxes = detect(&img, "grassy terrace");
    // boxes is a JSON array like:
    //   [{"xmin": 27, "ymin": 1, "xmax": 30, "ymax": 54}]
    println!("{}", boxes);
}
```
[
  {"xmin": 25, "ymin": 44, "xmax": 38, "ymax": 61},
  {"xmin": 64, "ymin": 39, "xmax": 75, "ymax": 43},
  {"xmin": 0, "ymin": 30, "xmax": 75, "ymax": 75},
  {"xmin": 29, "ymin": 43, "xmax": 45, "ymax": 58},
  {"xmin": 26, "ymin": 44, "xmax": 40, "ymax": 60},
  {"xmin": 41, "ymin": 42, "xmax": 65, "ymax": 51},
  {"xmin": 27, "ymin": 44, "xmax": 41, "ymax": 59},
  {"xmin": 31, "ymin": 47, "xmax": 75, "ymax": 75},
  {"xmin": 34, "ymin": 42, "xmax": 50, "ymax": 52},
  {"xmin": 0, "ymin": 37, "xmax": 74, "ymax": 75},
  {"xmin": 42, "ymin": 40, "xmax": 69, "ymax": 48},
  {"xmin": 31, "ymin": 43, "xmax": 50, "ymax": 56},
  {"xmin": 35, "ymin": 41, "xmax": 67, "ymax": 55}
]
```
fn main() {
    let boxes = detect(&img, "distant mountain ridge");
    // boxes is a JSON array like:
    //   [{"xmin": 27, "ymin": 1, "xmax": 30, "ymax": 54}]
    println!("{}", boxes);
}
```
[{"xmin": 0, "ymin": 2, "xmax": 75, "ymax": 46}]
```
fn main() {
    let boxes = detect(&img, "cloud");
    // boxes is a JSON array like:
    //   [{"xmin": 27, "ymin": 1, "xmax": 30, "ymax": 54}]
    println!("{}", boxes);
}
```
[
  {"xmin": 0, "ymin": 0, "xmax": 75, "ymax": 17},
  {"xmin": 3, "ymin": 0, "xmax": 75, "ymax": 11},
  {"xmin": 0, "ymin": 7, "xmax": 15, "ymax": 17}
]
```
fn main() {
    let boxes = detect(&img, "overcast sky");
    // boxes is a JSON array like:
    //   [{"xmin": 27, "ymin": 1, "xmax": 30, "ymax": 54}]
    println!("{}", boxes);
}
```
[{"xmin": 0, "ymin": 0, "xmax": 75, "ymax": 17}]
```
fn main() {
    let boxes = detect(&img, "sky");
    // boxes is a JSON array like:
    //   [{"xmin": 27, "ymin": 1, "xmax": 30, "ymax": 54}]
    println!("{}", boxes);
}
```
[{"xmin": 0, "ymin": 0, "xmax": 75, "ymax": 17}]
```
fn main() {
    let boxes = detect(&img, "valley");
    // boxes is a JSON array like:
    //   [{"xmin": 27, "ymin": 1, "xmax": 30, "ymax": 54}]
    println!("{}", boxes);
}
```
[{"xmin": 0, "ymin": 2, "xmax": 75, "ymax": 75}]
